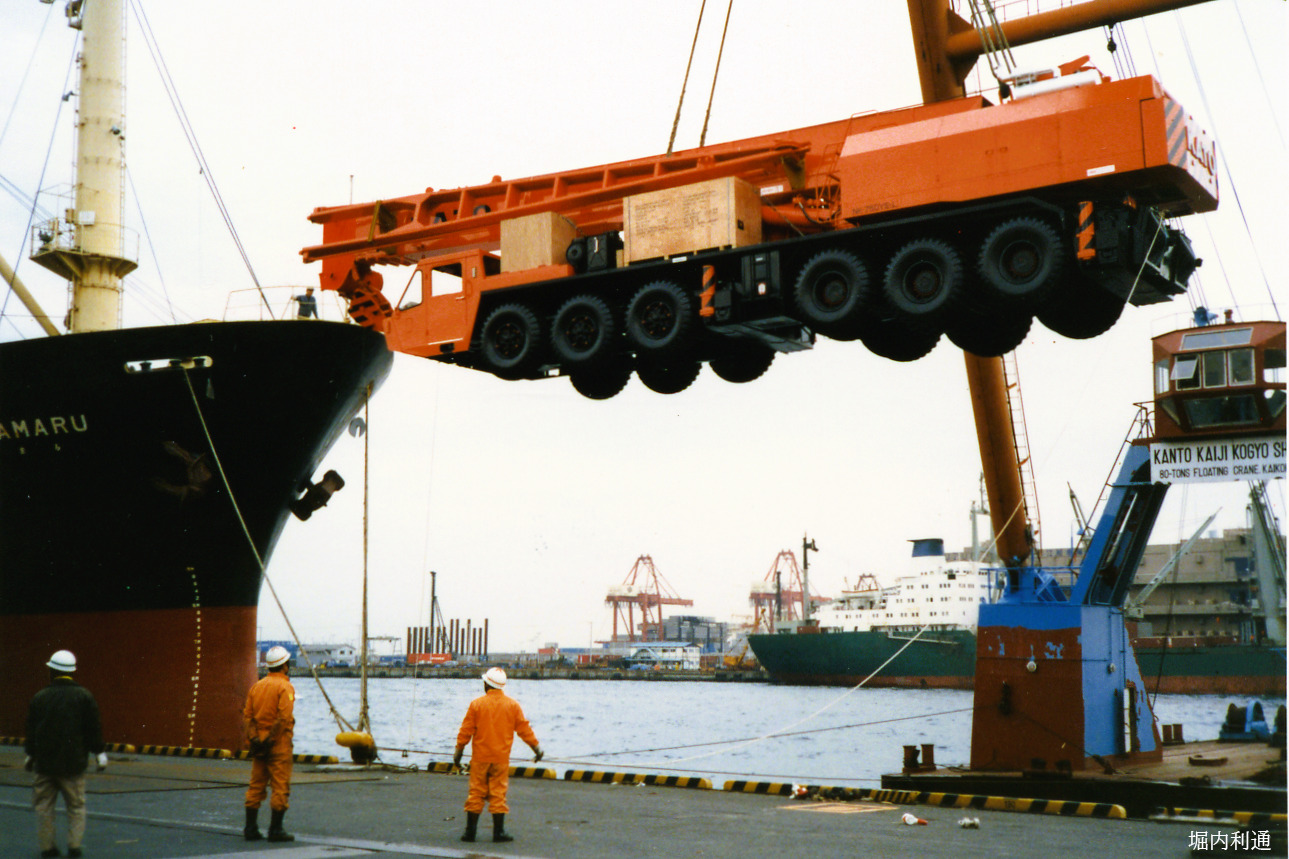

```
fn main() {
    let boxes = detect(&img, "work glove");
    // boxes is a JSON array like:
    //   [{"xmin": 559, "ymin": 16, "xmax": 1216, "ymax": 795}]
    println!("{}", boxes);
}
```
[
  {"xmin": 452, "ymin": 749, "xmax": 463, "ymax": 769},
  {"xmin": 96, "ymin": 752, "xmax": 108, "ymax": 771},
  {"xmin": 248, "ymin": 738, "xmax": 272, "ymax": 759},
  {"xmin": 24, "ymin": 756, "xmax": 33, "ymax": 772},
  {"xmin": 532, "ymin": 746, "xmax": 544, "ymax": 763}
]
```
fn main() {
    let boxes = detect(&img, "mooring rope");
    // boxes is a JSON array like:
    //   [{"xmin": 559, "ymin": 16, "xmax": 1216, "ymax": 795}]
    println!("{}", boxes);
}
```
[{"xmin": 181, "ymin": 366, "xmax": 359, "ymax": 737}]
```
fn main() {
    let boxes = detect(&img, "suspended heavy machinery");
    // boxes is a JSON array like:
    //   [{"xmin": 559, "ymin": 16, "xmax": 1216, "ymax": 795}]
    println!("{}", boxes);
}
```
[{"xmin": 301, "ymin": 5, "xmax": 1213, "ymax": 404}]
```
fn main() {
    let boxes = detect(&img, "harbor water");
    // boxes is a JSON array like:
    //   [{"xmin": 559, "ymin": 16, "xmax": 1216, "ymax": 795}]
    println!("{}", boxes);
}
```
[{"xmin": 292, "ymin": 677, "xmax": 1285, "ymax": 786}]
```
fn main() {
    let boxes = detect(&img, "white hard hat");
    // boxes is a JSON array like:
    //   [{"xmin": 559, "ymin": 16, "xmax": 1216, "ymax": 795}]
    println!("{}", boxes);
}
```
[
  {"xmin": 265, "ymin": 646, "xmax": 291, "ymax": 668},
  {"xmin": 47, "ymin": 650, "xmax": 76, "ymax": 673},
  {"xmin": 483, "ymin": 667, "xmax": 507, "ymax": 689}
]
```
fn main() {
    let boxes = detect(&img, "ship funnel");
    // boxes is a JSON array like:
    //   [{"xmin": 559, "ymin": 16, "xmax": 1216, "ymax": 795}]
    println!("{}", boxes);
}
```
[{"xmin": 909, "ymin": 538, "xmax": 945, "ymax": 558}]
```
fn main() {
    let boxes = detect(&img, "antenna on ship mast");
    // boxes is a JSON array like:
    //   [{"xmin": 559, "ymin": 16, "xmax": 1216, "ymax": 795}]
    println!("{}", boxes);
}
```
[{"xmin": 801, "ymin": 535, "xmax": 819, "ymax": 622}]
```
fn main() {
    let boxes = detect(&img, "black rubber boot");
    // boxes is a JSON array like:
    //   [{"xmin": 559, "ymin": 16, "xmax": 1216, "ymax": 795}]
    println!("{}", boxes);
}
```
[
  {"xmin": 493, "ymin": 813, "xmax": 514, "ymax": 843},
  {"xmin": 267, "ymin": 808, "xmax": 294, "ymax": 842},
  {"xmin": 460, "ymin": 811, "xmax": 480, "ymax": 842},
  {"xmin": 243, "ymin": 807, "xmax": 263, "ymax": 841}
]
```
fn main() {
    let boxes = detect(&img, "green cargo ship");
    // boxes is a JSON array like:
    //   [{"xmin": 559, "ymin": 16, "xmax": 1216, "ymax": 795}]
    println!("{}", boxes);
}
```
[{"xmin": 747, "ymin": 538, "xmax": 1286, "ymax": 695}]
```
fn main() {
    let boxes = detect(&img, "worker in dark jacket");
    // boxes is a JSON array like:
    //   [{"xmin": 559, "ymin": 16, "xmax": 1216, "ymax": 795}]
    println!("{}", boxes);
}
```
[
  {"xmin": 242, "ymin": 645, "xmax": 296, "ymax": 842},
  {"xmin": 453, "ymin": 667, "xmax": 543, "ymax": 843},
  {"xmin": 25, "ymin": 649, "xmax": 106, "ymax": 859}
]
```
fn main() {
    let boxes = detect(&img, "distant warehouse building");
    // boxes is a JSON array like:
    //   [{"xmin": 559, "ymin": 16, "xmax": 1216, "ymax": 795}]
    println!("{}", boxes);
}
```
[
  {"xmin": 661, "ymin": 616, "xmax": 727, "ymax": 654},
  {"xmin": 627, "ymin": 642, "xmax": 701, "ymax": 670}
]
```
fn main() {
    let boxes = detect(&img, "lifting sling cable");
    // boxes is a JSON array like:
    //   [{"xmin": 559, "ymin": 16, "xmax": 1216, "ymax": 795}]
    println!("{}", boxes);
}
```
[
  {"xmin": 965, "ymin": 0, "xmax": 1016, "ymax": 83},
  {"xmin": 666, "ymin": 0, "xmax": 707, "ymax": 154},
  {"xmin": 1171, "ymin": 11, "xmax": 1279, "ymax": 320},
  {"xmin": 181, "ymin": 367, "xmax": 360, "ymax": 737},
  {"xmin": 698, "ymin": 0, "xmax": 734, "ymax": 148}
]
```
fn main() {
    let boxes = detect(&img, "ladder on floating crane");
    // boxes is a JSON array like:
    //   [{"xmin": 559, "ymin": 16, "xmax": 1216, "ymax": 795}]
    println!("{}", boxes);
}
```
[{"xmin": 1000, "ymin": 350, "xmax": 1042, "ymax": 557}]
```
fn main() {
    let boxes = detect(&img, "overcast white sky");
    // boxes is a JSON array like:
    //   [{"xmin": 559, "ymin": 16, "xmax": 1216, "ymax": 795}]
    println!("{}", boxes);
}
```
[{"xmin": 3, "ymin": 1, "xmax": 1285, "ymax": 652}]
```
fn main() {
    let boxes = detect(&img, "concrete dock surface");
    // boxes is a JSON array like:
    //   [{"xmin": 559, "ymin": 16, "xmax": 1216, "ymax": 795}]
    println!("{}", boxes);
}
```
[{"xmin": 0, "ymin": 748, "xmax": 1277, "ymax": 858}]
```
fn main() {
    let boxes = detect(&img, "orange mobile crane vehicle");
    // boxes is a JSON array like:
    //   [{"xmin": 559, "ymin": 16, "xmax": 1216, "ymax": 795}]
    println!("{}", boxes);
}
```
[{"xmin": 302, "ymin": 2, "xmax": 1217, "ymax": 402}]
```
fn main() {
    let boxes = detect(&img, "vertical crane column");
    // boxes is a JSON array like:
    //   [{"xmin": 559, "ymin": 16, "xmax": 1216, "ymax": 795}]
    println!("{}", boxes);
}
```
[{"xmin": 964, "ymin": 353, "xmax": 1032, "ymax": 571}]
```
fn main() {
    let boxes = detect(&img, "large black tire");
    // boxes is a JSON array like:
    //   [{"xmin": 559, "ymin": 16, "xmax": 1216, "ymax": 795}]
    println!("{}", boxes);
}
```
[
  {"xmin": 568, "ymin": 356, "xmax": 633, "ymax": 400},
  {"xmin": 858, "ymin": 318, "xmax": 940, "ymax": 362},
  {"xmin": 976, "ymin": 217, "xmax": 1063, "ymax": 308},
  {"xmin": 791, "ymin": 249, "xmax": 870, "ymax": 340},
  {"xmin": 882, "ymin": 238, "xmax": 964, "ymax": 330},
  {"xmin": 708, "ymin": 341, "xmax": 776, "ymax": 383},
  {"xmin": 479, "ymin": 303, "xmax": 542, "ymax": 377},
  {"xmin": 635, "ymin": 358, "xmax": 701, "ymax": 394},
  {"xmin": 551, "ymin": 295, "xmax": 615, "ymax": 366},
  {"xmin": 947, "ymin": 307, "xmax": 1033, "ymax": 357},
  {"xmin": 626, "ymin": 281, "xmax": 695, "ymax": 355},
  {"xmin": 1036, "ymin": 272, "xmax": 1125, "ymax": 339}
]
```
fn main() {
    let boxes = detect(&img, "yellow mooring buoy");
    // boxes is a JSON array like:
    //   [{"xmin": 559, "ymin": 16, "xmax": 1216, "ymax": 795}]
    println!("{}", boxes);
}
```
[{"xmin": 335, "ymin": 731, "xmax": 377, "ymax": 764}]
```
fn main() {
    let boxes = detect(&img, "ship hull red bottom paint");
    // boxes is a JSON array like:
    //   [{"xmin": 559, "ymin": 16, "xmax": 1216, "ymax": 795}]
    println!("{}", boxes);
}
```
[
  {"xmin": 1, "ymin": 606, "xmax": 258, "ymax": 751},
  {"xmin": 0, "ymin": 320, "xmax": 393, "ymax": 752}
]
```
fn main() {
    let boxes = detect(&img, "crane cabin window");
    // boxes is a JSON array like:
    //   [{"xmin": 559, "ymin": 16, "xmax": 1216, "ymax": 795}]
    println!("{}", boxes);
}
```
[
  {"xmin": 1171, "ymin": 354, "xmax": 1200, "ymax": 390},
  {"xmin": 1202, "ymin": 351, "xmax": 1227, "ymax": 388},
  {"xmin": 1228, "ymin": 348, "xmax": 1254, "ymax": 385},
  {"xmin": 1180, "ymin": 327, "xmax": 1253, "ymax": 350},
  {"xmin": 1155, "ymin": 359, "xmax": 1170, "ymax": 395}
]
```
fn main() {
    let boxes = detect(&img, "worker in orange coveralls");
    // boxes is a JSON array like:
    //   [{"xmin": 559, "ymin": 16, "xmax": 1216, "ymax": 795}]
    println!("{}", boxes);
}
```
[
  {"xmin": 242, "ymin": 645, "xmax": 296, "ymax": 842},
  {"xmin": 453, "ymin": 667, "xmax": 544, "ymax": 843}
]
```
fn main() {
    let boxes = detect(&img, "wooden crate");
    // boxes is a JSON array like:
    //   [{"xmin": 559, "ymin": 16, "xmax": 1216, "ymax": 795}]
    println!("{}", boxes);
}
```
[
  {"xmin": 500, "ymin": 211, "xmax": 578, "ymax": 272},
  {"xmin": 622, "ymin": 177, "xmax": 761, "ymax": 264}
]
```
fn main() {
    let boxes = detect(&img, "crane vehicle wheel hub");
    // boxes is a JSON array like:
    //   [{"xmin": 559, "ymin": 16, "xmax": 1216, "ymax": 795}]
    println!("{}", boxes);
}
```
[
  {"xmin": 791, "ymin": 250, "xmax": 870, "ymax": 338},
  {"xmin": 480, "ymin": 303, "xmax": 542, "ymax": 376},
  {"xmin": 882, "ymin": 239, "xmax": 963, "ymax": 328},
  {"xmin": 977, "ymin": 217, "xmax": 1063, "ymax": 306},
  {"xmin": 626, "ymin": 282, "xmax": 695, "ymax": 354},
  {"xmin": 552, "ymin": 295, "xmax": 615, "ymax": 365}
]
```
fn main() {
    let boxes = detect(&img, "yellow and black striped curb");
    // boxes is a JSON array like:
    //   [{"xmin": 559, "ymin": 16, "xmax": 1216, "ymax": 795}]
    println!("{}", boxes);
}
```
[
  {"xmin": 854, "ymin": 788, "xmax": 1127, "ymax": 819},
  {"xmin": 423, "ymin": 762, "xmax": 555, "ymax": 780},
  {"xmin": 138, "ymin": 745, "xmax": 231, "ymax": 759},
  {"xmin": 228, "ymin": 751, "xmax": 339, "ymax": 764},
  {"xmin": 1152, "ymin": 807, "xmax": 1288, "ymax": 826},
  {"xmin": 566, "ymin": 769, "xmax": 712, "ymax": 789},
  {"xmin": 723, "ymin": 780, "xmax": 794, "ymax": 796},
  {"xmin": 511, "ymin": 766, "xmax": 557, "ymax": 780},
  {"xmin": 425, "ymin": 761, "xmax": 465, "ymax": 775},
  {"xmin": 2, "ymin": 737, "xmax": 137, "ymax": 753}
]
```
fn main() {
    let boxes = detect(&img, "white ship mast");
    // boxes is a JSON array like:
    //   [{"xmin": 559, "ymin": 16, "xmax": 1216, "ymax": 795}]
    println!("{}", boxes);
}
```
[{"xmin": 30, "ymin": 0, "xmax": 137, "ymax": 332}]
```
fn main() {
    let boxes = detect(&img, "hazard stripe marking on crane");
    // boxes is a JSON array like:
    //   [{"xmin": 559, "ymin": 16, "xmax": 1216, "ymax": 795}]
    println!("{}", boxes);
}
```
[{"xmin": 1165, "ymin": 98, "xmax": 1187, "ymax": 169}]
